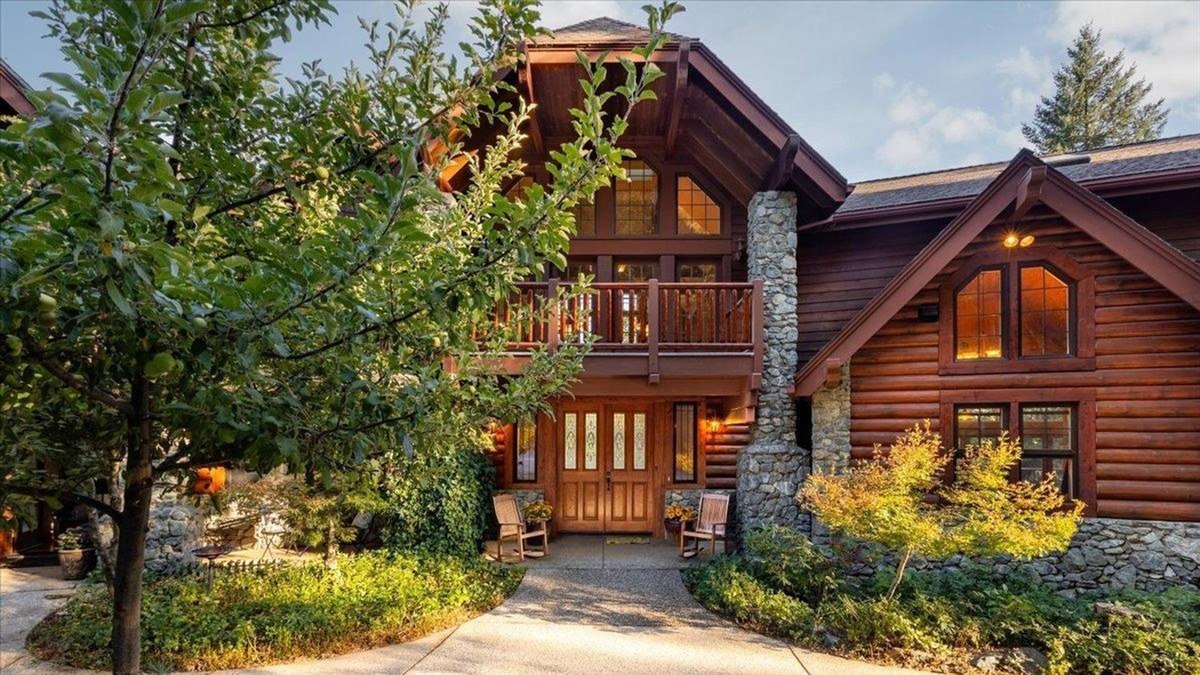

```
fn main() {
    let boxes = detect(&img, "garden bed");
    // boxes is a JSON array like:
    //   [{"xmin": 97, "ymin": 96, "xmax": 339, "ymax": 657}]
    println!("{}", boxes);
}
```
[
  {"xmin": 683, "ymin": 527, "xmax": 1200, "ymax": 674},
  {"xmin": 27, "ymin": 551, "xmax": 523, "ymax": 671}
]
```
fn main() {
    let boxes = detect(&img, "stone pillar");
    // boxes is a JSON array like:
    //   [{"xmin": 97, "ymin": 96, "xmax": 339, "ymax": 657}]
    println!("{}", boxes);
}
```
[
  {"xmin": 737, "ymin": 191, "xmax": 810, "ymax": 535},
  {"xmin": 810, "ymin": 362, "xmax": 851, "ymax": 473}
]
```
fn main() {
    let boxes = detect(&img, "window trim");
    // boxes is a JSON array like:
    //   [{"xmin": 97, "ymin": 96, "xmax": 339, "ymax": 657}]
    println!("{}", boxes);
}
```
[
  {"xmin": 940, "ymin": 389, "xmax": 1096, "ymax": 516},
  {"xmin": 513, "ymin": 417, "xmax": 538, "ymax": 483},
  {"xmin": 614, "ymin": 159, "xmax": 661, "ymax": 237},
  {"xmin": 939, "ymin": 246, "xmax": 1095, "ymax": 375},
  {"xmin": 672, "ymin": 402, "xmax": 700, "ymax": 484},
  {"xmin": 675, "ymin": 173, "xmax": 725, "ymax": 237}
]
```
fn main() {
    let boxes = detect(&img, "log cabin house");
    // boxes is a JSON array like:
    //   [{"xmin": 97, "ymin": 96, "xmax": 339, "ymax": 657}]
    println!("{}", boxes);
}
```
[{"xmin": 473, "ymin": 18, "xmax": 1199, "ymax": 591}]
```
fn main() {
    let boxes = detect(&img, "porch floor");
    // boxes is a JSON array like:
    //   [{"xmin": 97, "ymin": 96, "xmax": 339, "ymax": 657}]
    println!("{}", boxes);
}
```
[{"xmin": 485, "ymin": 534, "xmax": 722, "ymax": 569}]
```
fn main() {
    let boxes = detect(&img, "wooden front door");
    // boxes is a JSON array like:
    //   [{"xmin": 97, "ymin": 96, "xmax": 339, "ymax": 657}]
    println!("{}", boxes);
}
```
[{"xmin": 557, "ymin": 402, "xmax": 655, "ymax": 533}]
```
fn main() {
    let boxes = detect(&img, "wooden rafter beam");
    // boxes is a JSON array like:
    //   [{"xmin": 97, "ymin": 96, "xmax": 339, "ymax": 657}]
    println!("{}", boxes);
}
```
[
  {"xmin": 1012, "ymin": 165, "xmax": 1047, "ymax": 222},
  {"xmin": 519, "ymin": 44, "xmax": 544, "ymax": 155},
  {"xmin": 761, "ymin": 133, "xmax": 801, "ymax": 191},
  {"xmin": 664, "ymin": 39, "xmax": 690, "ymax": 158}
]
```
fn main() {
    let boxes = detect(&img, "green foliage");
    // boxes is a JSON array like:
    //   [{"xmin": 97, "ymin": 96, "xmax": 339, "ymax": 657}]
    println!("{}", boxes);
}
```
[
  {"xmin": 684, "ymin": 557, "xmax": 814, "ymax": 642},
  {"xmin": 1022, "ymin": 24, "xmax": 1168, "ymax": 153},
  {"xmin": 379, "ymin": 435, "xmax": 496, "ymax": 556},
  {"xmin": 27, "ymin": 551, "xmax": 523, "ymax": 671},
  {"xmin": 686, "ymin": 554, "xmax": 1200, "ymax": 675},
  {"xmin": 56, "ymin": 526, "xmax": 86, "ymax": 550},
  {"xmin": 742, "ymin": 525, "xmax": 840, "ymax": 605},
  {"xmin": 800, "ymin": 423, "xmax": 1083, "ymax": 597}
]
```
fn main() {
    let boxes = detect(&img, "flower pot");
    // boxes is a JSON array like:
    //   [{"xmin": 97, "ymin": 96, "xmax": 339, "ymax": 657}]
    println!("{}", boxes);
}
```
[
  {"xmin": 58, "ymin": 549, "xmax": 89, "ymax": 580},
  {"xmin": 664, "ymin": 519, "xmax": 683, "ymax": 536}
]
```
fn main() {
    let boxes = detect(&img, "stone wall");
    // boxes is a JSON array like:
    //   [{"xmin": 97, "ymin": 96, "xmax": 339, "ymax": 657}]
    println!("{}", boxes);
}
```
[
  {"xmin": 737, "ymin": 190, "xmax": 811, "ymax": 535},
  {"xmin": 810, "ymin": 362, "xmax": 851, "ymax": 474},
  {"xmin": 143, "ymin": 497, "xmax": 204, "ymax": 574},
  {"xmin": 838, "ymin": 518, "xmax": 1200, "ymax": 595},
  {"xmin": 494, "ymin": 488, "xmax": 546, "ymax": 512},
  {"xmin": 664, "ymin": 489, "xmax": 734, "ymax": 513}
]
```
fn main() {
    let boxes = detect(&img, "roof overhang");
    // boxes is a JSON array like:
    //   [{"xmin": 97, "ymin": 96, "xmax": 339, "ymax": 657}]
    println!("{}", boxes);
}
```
[
  {"xmin": 0, "ymin": 59, "xmax": 35, "ymax": 117},
  {"xmin": 793, "ymin": 149, "xmax": 1200, "ymax": 398}
]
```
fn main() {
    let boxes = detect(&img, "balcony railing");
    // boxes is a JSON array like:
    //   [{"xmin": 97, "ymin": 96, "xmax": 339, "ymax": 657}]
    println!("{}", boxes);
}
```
[{"xmin": 495, "ymin": 280, "xmax": 764, "ymax": 358}]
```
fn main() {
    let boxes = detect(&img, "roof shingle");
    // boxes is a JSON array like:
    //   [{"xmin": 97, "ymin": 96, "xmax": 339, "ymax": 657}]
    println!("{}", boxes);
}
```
[
  {"xmin": 838, "ymin": 134, "xmax": 1200, "ymax": 215},
  {"xmin": 539, "ymin": 16, "xmax": 692, "ymax": 45}
]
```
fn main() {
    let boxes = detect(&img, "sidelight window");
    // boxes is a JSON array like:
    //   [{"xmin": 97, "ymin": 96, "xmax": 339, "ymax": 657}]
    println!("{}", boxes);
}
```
[
  {"xmin": 514, "ymin": 418, "xmax": 537, "ymax": 482},
  {"xmin": 673, "ymin": 403, "xmax": 698, "ymax": 482}
]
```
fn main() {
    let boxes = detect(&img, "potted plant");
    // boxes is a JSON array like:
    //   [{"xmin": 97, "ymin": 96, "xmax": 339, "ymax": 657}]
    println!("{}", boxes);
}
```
[
  {"xmin": 522, "ymin": 499, "xmax": 553, "ymax": 528},
  {"xmin": 664, "ymin": 504, "xmax": 696, "ymax": 540},
  {"xmin": 57, "ymin": 527, "xmax": 90, "ymax": 580}
]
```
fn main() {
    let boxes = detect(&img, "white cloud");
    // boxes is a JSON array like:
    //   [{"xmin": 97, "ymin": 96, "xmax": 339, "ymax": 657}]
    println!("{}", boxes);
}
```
[
  {"xmin": 888, "ymin": 84, "xmax": 937, "ymax": 124},
  {"xmin": 1053, "ymin": 1, "xmax": 1200, "ymax": 118},
  {"xmin": 874, "ymin": 79, "xmax": 1025, "ymax": 173},
  {"xmin": 873, "ymin": 71, "xmax": 896, "ymax": 91},
  {"xmin": 996, "ymin": 47, "xmax": 1046, "ymax": 83}
]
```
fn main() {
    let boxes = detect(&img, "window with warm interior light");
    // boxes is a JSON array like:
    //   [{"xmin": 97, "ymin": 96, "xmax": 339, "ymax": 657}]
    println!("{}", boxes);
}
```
[
  {"xmin": 955, "ymin": 268, "xmax": 1004, "ymax": 360},
  {"xmin": 676, "ymin": 176, "xmax": 721, "ymax": 235},
  {"xmin": 615, "ymin": 160, "xmax": 658, "ymax": 236},
  {"xmin": 673, "ymin": 403, "xmax": 698, "ymax": 482},
  {"xmin": 1020, "ymin": 265, "xmax": 1072, "ymax": 356},
  {"xmin": 677, "ymin": 260, "xmax": 718, "ymax": 283},
  {"xmin": 1019, "ymin": 405, "xmax": 1077, "ymax": 497},
  {"xmin": 573, "ymin": 201, "xmax": 596, "ymax": 236},
  {"xmin": 514, "ymin": 418, "xmax": 537, "ymax": 482}
]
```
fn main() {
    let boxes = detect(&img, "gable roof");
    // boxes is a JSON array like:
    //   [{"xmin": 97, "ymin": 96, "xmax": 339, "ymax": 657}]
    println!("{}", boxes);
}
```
[
  {"xmin": 794, "ymin": 149, "xmax": 1200, "ymax": 398},
  {"xmin": 0, "ymin": 58, "xmax": 35, "ymax": 117},
  {"xmin": 539, "ymin": 17, "xmax": 693, "ymax": 45},
  {"xmin": 836, "ymin": 134, "xmax": 1200, "ymax": 219}
]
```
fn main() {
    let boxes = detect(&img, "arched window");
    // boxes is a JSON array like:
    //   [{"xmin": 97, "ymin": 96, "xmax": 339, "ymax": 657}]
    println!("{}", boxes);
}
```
[
  {"xmin": 939, "ymin": 246, "xmax": 1095, "ymax": 375},
  {"xmin": 676, "ymin": 176, "xmax": 721, "ymax": 235},
  {"xmin": 955, "ymin": 268, "xmax": 1004, "ymax": 360},
  {"xmin": 615, "ymin": 160, "xmax": 658, "ymax": 236},
  {"xmin": 1020, "ymin": 265, "xmax": 1071, "ymax": 356}
]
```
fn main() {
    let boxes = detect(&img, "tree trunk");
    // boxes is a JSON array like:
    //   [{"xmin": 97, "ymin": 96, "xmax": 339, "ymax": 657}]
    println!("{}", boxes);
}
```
[
  {"xmin": 886, "ymin": 547, "xmax": 913, "ymax": 601},
  {"xmin": 324, "ymin": 514, "xmax": 338, "ymax": 570},
  {"xmin": 111, "ymin": 376, "xmax": 153, "ymax": 675}
]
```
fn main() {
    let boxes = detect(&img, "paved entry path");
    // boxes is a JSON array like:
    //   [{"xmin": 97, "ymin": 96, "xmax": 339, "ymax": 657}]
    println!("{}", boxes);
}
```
[
  {"xmin": 0, "ymin": 565, "xmax": 82, "ymax": 672},
  {"xmin": 240, "ymin": 536, "xmax": 925, "ymax": 675}
]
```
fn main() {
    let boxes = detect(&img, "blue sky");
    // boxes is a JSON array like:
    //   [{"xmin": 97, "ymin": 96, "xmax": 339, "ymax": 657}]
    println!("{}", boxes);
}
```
[{"xmin": 2, "ymin": 0, "xmax": 1197, "ymax": 182}]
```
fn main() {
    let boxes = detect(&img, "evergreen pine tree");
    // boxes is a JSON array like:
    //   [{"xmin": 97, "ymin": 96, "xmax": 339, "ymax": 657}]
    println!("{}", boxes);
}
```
[{"xmin": 1022, "ymin": 24, "xmax": 1168, "ymax": 153}]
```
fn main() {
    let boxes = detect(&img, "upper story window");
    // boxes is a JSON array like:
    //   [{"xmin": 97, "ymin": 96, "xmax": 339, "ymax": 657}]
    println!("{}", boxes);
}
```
[
  {"xmin": 941, "ymin": 247, "xmax": 1094, "ymax": 374},
  {"xmin": 573, "ymin": 201, "xmax": 596, "ymax": 236},
  {"xmin": 677, "ymin": 176, "xmax": 721, "ymax": 236},
  {"xmin": 955, "ymin": 268, "xmax": 1004, "ymax": 360},
  {"xmin": 615, "ymin": 160, "xmax": 658, "ymax": 236},
  {"xmin": 1020, "ymin": 265, "xmax": 1071, "ymax": 356}
]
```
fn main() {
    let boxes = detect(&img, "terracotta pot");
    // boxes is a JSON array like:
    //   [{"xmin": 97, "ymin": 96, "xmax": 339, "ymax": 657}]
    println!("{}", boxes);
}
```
[
  {"xmin": 664, "ymin": 519, "xmax": 683, "ymax": 535},
  {"xmin": 58, "ymin": 549, "xmax": 89, "ymax": 580}
]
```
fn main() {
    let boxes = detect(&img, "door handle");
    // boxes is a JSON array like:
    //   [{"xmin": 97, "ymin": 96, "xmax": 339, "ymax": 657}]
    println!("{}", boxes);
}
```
[{"xmin": 605, "ymin": 471, "xmax": 612, "ymax": 491}]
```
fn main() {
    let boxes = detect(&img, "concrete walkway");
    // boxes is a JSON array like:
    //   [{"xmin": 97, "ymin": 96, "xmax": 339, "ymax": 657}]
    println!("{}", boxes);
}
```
[
  {"xmin": 238, "ymin": 536, "xmax": 924, "ymax": 674},
  {"xmin": 0, "ymin": 565, "xmax": 82, "ymax": 671}
]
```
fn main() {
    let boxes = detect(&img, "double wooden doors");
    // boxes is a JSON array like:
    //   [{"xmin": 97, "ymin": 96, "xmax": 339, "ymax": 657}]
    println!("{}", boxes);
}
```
[{"xmin": 557, "ymin": 402, "xmax": 654, "ymax": 533}]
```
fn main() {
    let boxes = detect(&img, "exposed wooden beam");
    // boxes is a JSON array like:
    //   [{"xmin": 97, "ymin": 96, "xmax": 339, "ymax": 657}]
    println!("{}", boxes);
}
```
[
  {"xmin": 1012, "ymin": 165, "xmax": 1047, "ymax": 222},
  {"xmin": 679, "ymin": 129, "xmax": 758, "ymax": 204},
  {"xmin": 664, "ymin": 39, "xmax": 691, "ymax": 158},
  {"xmin": 761, "ymin": 133, "xmax": 801, "ymax": 191},
  {"xmin": 519, "ymin": 44, "xmax": 545, "ymax": 155}
]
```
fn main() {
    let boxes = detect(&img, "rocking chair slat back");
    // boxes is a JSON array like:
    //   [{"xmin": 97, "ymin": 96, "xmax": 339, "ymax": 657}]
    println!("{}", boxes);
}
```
[
  {"xmin": 494, "ymin": 494, "xmax": 523, "ymax": 527},
  {"xmin": 698, "ymin": 493, "xmax": 729, "ymax": 531}
]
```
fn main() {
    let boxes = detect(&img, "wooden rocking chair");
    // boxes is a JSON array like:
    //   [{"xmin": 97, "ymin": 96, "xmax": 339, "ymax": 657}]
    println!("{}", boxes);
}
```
[
  {"xmin": 492, "ymin": 494, "xmax": 548, "ymax": 563},
  {"xmin": 680, "ymin": 493, "xmax": 730, "ymax": 559}
]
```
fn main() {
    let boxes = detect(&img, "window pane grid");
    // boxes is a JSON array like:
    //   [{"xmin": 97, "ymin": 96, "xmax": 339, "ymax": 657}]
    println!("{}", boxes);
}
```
[
  {"xmin": 677, "ymin": 261, "xmax": 717, "ymax": 283},
  {"xmin": 1020, "ymin": 266, "xmax": 1071, "ymax": 356},
  {"xmin": 615, "ymin": 160, "xmax": 658, "ymax": 236},
  {"xmin": 1019, "ymin": 405, "xmax": 1076, "ymax": 497},
  {"xmin": 954, "ymin": 405, "xmax": 1007, "ymax": 455},
  {"xmin": 955, "ymin": 268, "xmax": 1004, "ymax": 360},
  {"xmin": 514, "ymin": 419, "xmax": 537, "ymax": 482},
  {"xmin": 573, "ymin": 201, "xmax": 596, "ymax": 236},
  {"xmin": 673, "ymin": 403, "xmax": 697, "ymax": 482},
  {"xmin": 676, "ymin": 176, "xmax": 720, "ymax": 235}
]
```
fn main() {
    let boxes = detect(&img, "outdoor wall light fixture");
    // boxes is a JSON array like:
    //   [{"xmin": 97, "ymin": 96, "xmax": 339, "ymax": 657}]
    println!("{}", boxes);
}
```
[{"xmin": 1003, "ymin": 232, "xmax": 1036, "ymax": 248}]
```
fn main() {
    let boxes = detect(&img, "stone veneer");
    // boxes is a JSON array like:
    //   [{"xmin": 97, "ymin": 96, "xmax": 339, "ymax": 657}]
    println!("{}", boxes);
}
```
[
  {"xmin": 737, "ymin": 191, "xmax": 810, "ymax": 535},
  {"xmin": 810, "ymin": 362, "xmax": 851, "ymax": 474},
  {"xmin": 143, "ymin": 497, "xmax": 204, "ymax": 574}
]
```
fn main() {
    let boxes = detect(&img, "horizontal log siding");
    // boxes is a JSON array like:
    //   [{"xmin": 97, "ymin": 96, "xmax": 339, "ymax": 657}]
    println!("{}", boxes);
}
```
[{"xmin": 848, "ymin": 216, "xmax": 1200, "ymax": 522}]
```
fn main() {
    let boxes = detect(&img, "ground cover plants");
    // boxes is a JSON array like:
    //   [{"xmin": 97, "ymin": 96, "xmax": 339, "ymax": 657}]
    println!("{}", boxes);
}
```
[
  {"xmin": 684, "ymin": 525, "xmax": 1200, "ymax": 674},
  {"xmin": 27, "ymin": 552, "xmax": 523, "ymax": 671}
]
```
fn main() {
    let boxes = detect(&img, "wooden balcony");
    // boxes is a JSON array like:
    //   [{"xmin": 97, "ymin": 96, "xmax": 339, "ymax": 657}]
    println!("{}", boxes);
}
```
[{"xmin": 491, "ymin": 280, "xmax": 764, "ymax": 391}]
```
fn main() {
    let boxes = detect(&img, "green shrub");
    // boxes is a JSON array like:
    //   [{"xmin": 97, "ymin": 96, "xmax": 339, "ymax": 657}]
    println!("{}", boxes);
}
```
[
  {"xmin": 818, "ymin": 594, "xmax": 947, "ymax": 657},
  {"xmin": 684, "ymin": 556, "xmax": 813, "ymax": 642},
  {"xmin": 27, "ymin": 552, "xmax": 522, "ymax": 671},
  {"xmin": 742, "ymin": 525, "xmax": 841, "ymax": 604},
  {"xmin": 380, "ymin": 446, "xmax": 495, "ymax": 556},
  {"xmin": 1046, "ymin": 612, "xmax": 1200, "ymax": 675}
]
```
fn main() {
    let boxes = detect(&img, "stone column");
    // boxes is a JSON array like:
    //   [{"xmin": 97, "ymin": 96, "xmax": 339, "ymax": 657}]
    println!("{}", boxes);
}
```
[
  {"xmin": 811, "ymin": 362, "xmax": 851, "ymax": 474},
  {"xmin": 737, "ymin": 191, "xmax": 810, "ymax": 535}
]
